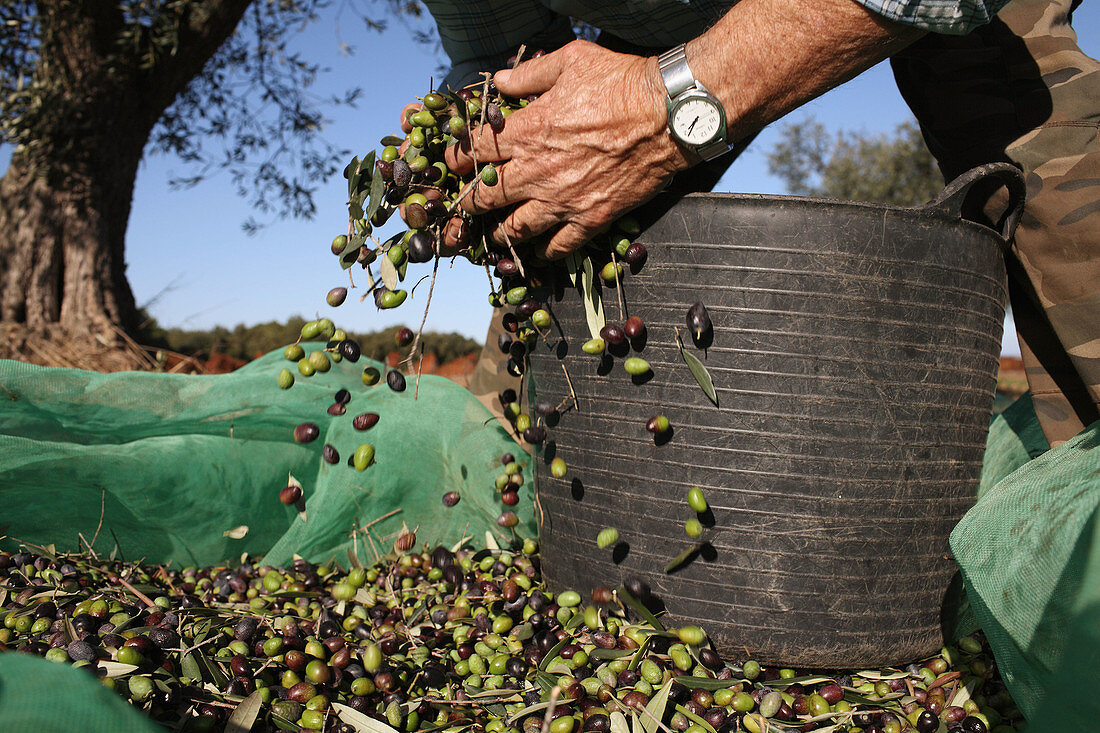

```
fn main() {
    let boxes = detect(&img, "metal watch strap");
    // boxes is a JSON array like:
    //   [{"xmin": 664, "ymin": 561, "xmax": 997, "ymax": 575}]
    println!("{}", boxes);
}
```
[
  {"xmin": 658, "ymin": 44, "xmax": 695, "ymax": 100},
  {"xmin": 657, "ymin": 44, "xmax": 731, "ymax": 162}
]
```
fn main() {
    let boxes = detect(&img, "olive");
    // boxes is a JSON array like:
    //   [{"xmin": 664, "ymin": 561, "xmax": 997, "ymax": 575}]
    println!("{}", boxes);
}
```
[
  {"xmin": 505, "ymin": 287, "xmax": 527, "ymax": 305},
  {"xmin": 362, "ymin": 366, "xmax": 381, "ymax": 386},
  {"xmin": 624, "ymin": 316, "xmax": 646, "ymax": 339},
  {"xmin": 277, "ymin": 369, "xmax": 295, "ymax": 389},
  {"xmin": 645, "ymin": 415, "xmax": 670, "ymax": 434},
  {"xmin": 486, "ymin": 103, "xmax": 505, "ymax": 132},
  {"xmin": 331, "ymin": 234, "xmax": 348, "ymax": 255},
  {"xmin": 495, "ymin": 259, "xmax": 519, "ymax": 277},
  {"xmin": 322, "ymin": 445, "xmax": 340, "ymax": 464},
  {"xmin": 481, "ymin": 164, "xmax": 499, "ymax": 186},
  {"xmin": 599, "ymin": 261, "xmax": 623, "ymax": 283},
  {"xmin": 353, "ymin": 413, "xmax": 380, "ymax": 430},
  {"xmin": 624, "ymin": 242, "xmax": 647, "ymax": 265},
  {"xmin": 308, "ymin": 350, "xmax": 331, "ymax": 373},
  {"xmin": 599, "ymin": 324, "xmax": 625, "ymax": 345},
  {"xmin": 285, "ymin": 344, "xmax": 306, "ymax": 361},
  {"xmin": 522, "ymin": 426, "xmax": 546, "ymax": 444},
  {"xmin": 294, "ymin": 423, "xmax": 320, "ymax": 444},
  {"xmin": 501, "ymin": 490, "xmax": 519, "ymax": 506},
  {"xmin": 497, "ymin": 333, "xmax": 513, "ymax": 354},
  {"xmin": 532, "ymin": 309, "xmax": 552, "ymax": 329},
  {"xmin": 497, "ymin": 512, "xmax": 519, "ymax": 528},
  {"xmin": 279, "ymin": 485, "xmax": 302, "ymax": 505},
  {"xmin": 353, "ymin": 444, "xmax": 376, "ymax": 471},
  {"xmin": 687, "ymin": 487, "xmax": 708, "ymax": 513},
  {"xmin": 404, "ymin": 203, "xmax": 429, "ymax": 229},
  {"xmin": 623, "ymin": 358, "xmax": 651, "ymax": 375},
  {"xmin": 516, "ymin": 299, "xmax": 540, "ymax": 318},
  {"xmin": 442, "ymin": 491, "xmax": 461, "ymax": 507},
  {"xmin": 550, "ymin": 457, "xmax": 567, "ymax": 478},
  {"xmin": 339, "ymin": 339, "xmax": 361, "ymax": 362},
  {"xmin": 327, "ymin": 403, "xmax": 346, "ymax": 416},
  {"xmin": 407, "ymin": 231, "xmax": 435, "ymax": 263},
  {"xmin": 380, "ymin": 145, "xmax": 400, "ymax": 162},
  {"xmin": 596, "ymin": 528, "xmax": 619, "ymax": 549},
  {"xmin": 411, "ymin": 109, "xmax": 436, "ymax": 127},
  {"xmin": 327, "ymin": 287, "xmax": 348, "ymax": 307},
  {"xmin": 448, "ymin": 116, "xmax": 468, "ymax": 138},
  {"xmin": 423, "ymin": 92, "xmax": 447, "ymax": 110},
  {"xmin": 387, "ymin": 370, "xmax": 406, "ymax": 392},
  {"xmin": 395, "ymin": 327, "xmax": 415, "ymax": 347},
  {"xmin": 684, "ymin": 519, "xmax": 703, "ymax": 538},
  {"xmin": 380, "ymin": 290, "xmax": 408, "ymax": 309},
  {"xmin": 582, "ymin": 338, "xmax": 606, "ymax": 355},
  {"xmin": 687, "ymin": 302, "xmax": 713, "ymax": 342},
  {"xmin": 392, "ymin": 159, "xmax": 412, "ymax": 188}
]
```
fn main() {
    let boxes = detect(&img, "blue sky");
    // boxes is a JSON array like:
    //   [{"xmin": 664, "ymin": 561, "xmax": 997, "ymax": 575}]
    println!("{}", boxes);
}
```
[{"xmin": 12, "ymin": 6, "xmax": 1100, "ymax": 354}]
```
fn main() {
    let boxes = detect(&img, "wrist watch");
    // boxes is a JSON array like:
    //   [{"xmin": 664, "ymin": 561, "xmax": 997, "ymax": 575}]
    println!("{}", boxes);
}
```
[{"xmin": 657, "ymin": 43, "xmax": 732, "ymax": 161}]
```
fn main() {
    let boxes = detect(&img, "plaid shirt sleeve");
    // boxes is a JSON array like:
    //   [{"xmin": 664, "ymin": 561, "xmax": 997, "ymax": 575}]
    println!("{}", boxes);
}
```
[
  {"xmin": 853, "ymin": 0, "xmax": 1014, "ymax": 34},
  {"xmin": 421, "ymin": 0, "xmax": 576, "ymax": 90}
]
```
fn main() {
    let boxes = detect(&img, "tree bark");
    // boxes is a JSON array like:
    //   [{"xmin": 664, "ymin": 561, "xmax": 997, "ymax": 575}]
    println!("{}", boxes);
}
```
[{"xmin": 0, "ymin": 0, "xmax": 251, "ymax": 338}]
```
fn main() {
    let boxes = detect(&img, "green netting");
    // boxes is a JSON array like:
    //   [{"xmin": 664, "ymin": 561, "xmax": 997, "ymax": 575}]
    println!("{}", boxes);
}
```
[
  {"xmin": 0, "ymin": 652, "xmax": 157, "ymax": 732},
  {"xmin": 0, "ymin": 346, "xmax": 535, "ymax": 568},
  {"xmin": 951, "ymin": 397, "xmax": 1099, "ymax": 732}
]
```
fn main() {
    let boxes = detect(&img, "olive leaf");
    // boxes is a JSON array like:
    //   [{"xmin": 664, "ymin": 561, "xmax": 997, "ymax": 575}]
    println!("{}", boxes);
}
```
[
  {"xmin": 535, "ymin": 670, "xmax": 558, "ymax": 695},
  {"xmin": 760, "ymin": 675, "xmax": 837, "ymax": 687},
  {"xmin": 626, "ymin": 634, "xmax": 652, "ymax": 671},
  {"xmin": 664, "ymin": 543, "xmax": 702, "ymax": 574},
  {"xmin": 402, "ymin": 145, "xmax": 422, "ymax": 163},
  {"xmin": 855, "ymin": 669, "xmax": 909, "ymax": 680},
  {"xmin": 222, "ymin": 525, "xmax": 248, "ymax": 540},
  {"xmin": 671, "ymin": 676, "xmax": 739, "ymax": 691},
  {"xmin": 380, "ymin": 255, "xmax": 399, "ymax": 291},
  {"xmin": 589, "ymin": 648, "xmax": 634, "ymax": 661},
  {"xmin": 180, "ymin": 652, "xmax": 201, "ymax": 681},
  {"xmin": 100, "ymin": 661, "xmax": 139, "ymax": 678},
  {"xmin": 675, "ymin": 329, "xmax": 718, "ymax": 407},
  {"xmin": 579, "ymin": 255, "xmax": 605, "ymax": 340},
  {"xmin": 364, "ymin": 163, "xmax": 385, "ymax": 224},
  {"xmin": 225, "ymin": 689, "xmax": 263, "ymax": 733},
  {"xmin": 616, "ymin": 585, "xmax": 666, "ymax": 632},
  {"xmin": 538, "ymin": 637, "xmax": 569, "ymax": 671},
  {"xmin": 564, "ymin": 252, "xmax": 580, "ymax": 287},
  {"xmin": 271, "ymin": 714, "xmax": 300, "ymax": 732},
  {"xmin": 346, "ymin": 155, "xmax": 361, "ymax": 201},
  {"xmin": 610, "ymin": 711, "xmax": 631, "ymax": 733},
  {"xmin": 332, "ymin": 702, "xmax": 402, "ymax": 733},
  {"xmin": 640, "ymin": 679, "xmax": 674, "ymax": 733},
  {"xmin": 379, "ymin": 135, "xmax": 404, "ymax": 147}
]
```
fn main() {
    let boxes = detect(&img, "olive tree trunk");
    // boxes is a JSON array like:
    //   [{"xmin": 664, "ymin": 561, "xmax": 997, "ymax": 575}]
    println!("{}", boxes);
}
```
[{"xmin": 0, "ymin": 0, "xmax": 251, "ymax": 339}]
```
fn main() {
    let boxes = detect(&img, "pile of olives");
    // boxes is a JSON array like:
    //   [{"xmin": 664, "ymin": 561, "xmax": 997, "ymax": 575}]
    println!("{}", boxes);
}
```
[{"xmin": 0, "ymin": 540, "xmax": 1024, "ymax": 733}]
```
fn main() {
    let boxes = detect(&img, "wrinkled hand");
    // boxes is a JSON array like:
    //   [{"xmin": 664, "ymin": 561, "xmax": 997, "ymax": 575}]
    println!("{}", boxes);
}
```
[{"xmin": 445, "ymin": 41, "xmax": 693, "ymax": 260}]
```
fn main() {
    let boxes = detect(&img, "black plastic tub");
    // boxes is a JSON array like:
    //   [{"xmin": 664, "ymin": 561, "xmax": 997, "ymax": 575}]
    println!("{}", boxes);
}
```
[{"xmin": 529, "ymin": 164, "xmax": 1025, "ymax": 668}]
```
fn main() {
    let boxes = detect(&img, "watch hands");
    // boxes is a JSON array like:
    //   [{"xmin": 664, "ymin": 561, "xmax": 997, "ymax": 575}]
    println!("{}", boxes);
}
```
[{"xmin": 687, "ymin": 116, "xmax": 700, "ymax": 135}]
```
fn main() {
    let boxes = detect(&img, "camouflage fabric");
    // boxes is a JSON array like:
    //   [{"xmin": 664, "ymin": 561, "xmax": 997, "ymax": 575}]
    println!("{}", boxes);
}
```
[
  {"xmin": 892, "ymin": 0, "xmax": 1100, "ymax": 446},
  {"xmin": 468, "ymin": 311, "xmax": 528, "ymax": 450}
]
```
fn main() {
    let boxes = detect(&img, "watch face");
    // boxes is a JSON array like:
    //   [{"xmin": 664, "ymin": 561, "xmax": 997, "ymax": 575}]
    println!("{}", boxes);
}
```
[{"xmin": 670, "ymin": 97, "xmax": 722, "ymax": 146}]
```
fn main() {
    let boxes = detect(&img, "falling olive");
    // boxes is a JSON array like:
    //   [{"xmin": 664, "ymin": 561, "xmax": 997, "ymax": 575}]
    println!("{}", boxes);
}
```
[
  {"xmin": 687, "ymin": 301, "xmax": 713, "ymax": 342},
  {"xmin": 327, "ymin": 287, "xmax": 348, "ymax": 307},
  {"xmin": 387, "ymin": 370, "xmax": 406, "ymax": 392},
  {"xmin": 353, "ymin": 443, "xmax": 375, "ymax": 471}
]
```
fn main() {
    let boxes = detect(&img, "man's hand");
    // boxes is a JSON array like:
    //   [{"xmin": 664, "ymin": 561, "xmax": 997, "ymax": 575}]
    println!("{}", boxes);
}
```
[{"xmin": 444, "ymin": 41, "xmax": 693, "ymax": 260}]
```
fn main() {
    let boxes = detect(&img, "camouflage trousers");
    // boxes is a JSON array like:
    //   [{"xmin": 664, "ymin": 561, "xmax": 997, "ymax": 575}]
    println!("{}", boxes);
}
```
[
  {"xmin": 892, "ymin": 0, "xmax": 1100, "ymax": 446},
  {"xmin": 473, "ymin": 0, "xmax": 1100, "ymax": 449}
]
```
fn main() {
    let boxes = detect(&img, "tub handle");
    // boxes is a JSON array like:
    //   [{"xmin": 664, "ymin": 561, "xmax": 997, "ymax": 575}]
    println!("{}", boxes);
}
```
[{"xmin": 926, "ymin": 162, "xmax": 1027, "ymax": 244}]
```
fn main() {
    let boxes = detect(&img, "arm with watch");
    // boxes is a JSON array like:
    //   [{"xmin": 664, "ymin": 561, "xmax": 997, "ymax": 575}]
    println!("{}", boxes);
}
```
[{"xmin": 443, "ymin": 0, "xmax": 927, "ymax": 259}]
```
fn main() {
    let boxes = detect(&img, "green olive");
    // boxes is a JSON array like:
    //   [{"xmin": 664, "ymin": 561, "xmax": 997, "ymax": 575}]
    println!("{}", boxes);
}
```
[
  {"xmin": 284, "ymin": 344, "xmax": 305, "ymax": 361},
  {"xmin": 353, "ymin": 443, "xmax": 376, "ymax": 471},
  {"xmin": 687, "ymin": 487, "xmax": 708, "ymax": 513},
  {"xmin": 277, "ymin": 369, "xmax": 295, "ymax": 389},
  {"xmin": 550, "ymin": 457, "xmax": 567, "ymax": 478},
  {"xmin": 380, "ymin": 290, "xmax": 408, "ymax": 309},
  {"xmin": 380, "ymin": 145, "xmax": 399, "ymax": 162},
  {"xmin": 582, "ymin": 338, "xmax": 606, "ymax": 355},
  {"xmin": 411, "ymin": 109, "xmax": 437, "ymax": 127},
  {"xmin": 505, "ymin": 287, "xmax": 527, "ymax": 305},
  {"xmin": 362, "ymin": 366, "xmax": 381, "ymax": 386},
  {"xmin": 596, "ymin": 528, "xmax": 619, "ymax": 549},
  {"xmin": 623, "ymin": 357, "xmax": 651, "ymax": 375}
]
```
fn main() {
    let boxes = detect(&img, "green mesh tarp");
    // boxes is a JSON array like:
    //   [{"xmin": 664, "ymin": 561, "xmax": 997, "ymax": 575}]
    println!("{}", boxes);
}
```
[
  {"xmin": 0, "ymin": 347, "xmax": 534, "ymax": 567},
  {"xmin": 952, "ymin": 396, "xmax": 1098, "ymax": 732}
]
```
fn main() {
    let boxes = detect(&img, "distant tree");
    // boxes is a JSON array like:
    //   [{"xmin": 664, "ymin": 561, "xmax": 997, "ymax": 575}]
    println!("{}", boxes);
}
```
[
  {"xmin": 766, "ymin": 116, "xmax": 943, "ymax": 206},
  {"xmin": 0, "ymin": 0, "xmax": 420, "ymax": 339}
]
